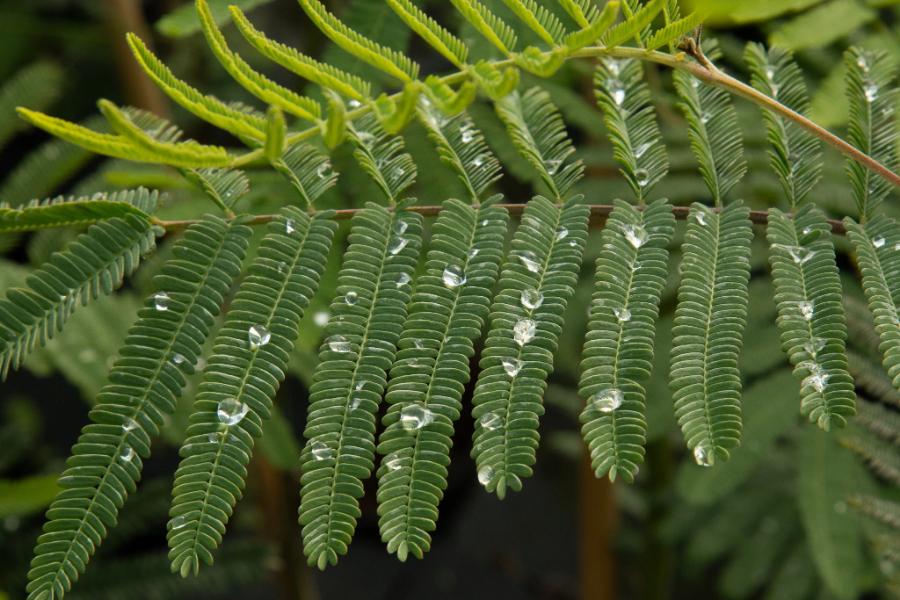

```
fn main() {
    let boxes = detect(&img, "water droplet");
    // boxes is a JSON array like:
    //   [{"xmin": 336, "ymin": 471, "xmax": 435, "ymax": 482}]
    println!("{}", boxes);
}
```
[
  {"xmin": 613, "ymin": 307, "xmax": 632, "ymax": 323},
  {"xmin": 477, "ymin": 465, "xmax": 494, "ymax": 486},
  {"xmin": 400, "ymin": 403, "xmax": 434, "ymax": 432},
  {"xmin": 693, "ymin": 445, "xmax": 714, "ymax": 467},
  {"xmin": 545, "ymin": 159, "xmax": 562, "ymax": 175},
  {"xmin": 521, "ymin": 289, "xmax": 544, "ymax": 310},
  {"xmin": 622, "ymin": 224, "xmax": 648, "ymax": 249},
  {"xmin": 277, "ymin": 261, "xmax": 287, "ymax": 274},
  {"xmin": 328, "ymin": 335, "xmax": 351, "ymax": 353},
  {"xmin": 208, "ymin": 431, "xmax": 222, "ymax": 444},
  {"xmin": 122, "ymin": 418, "xmax": 139, "ymax": 433},
  {"xmin": 479, "ymin": 412, "xmax": 502, "ymax": 431},
  {"xmin": 513, "ymin": 318, "xmax": 536, "ymax": 346},
  {"xmin": 248, "ymin": 325, "xmax": 271, "ymax": 351},
  {"xmin": 393, "ymin": 167, "xmax": 405, "ymax": 179},
  {"xmin": 285, "ymin": 219, "xmax": 295, "ymax": 235},
  {"xmin": 442, "ymin": 265, "xmax": 466, "ymax": 288},
  {"xmin": 864, "ymin": 83, "xmax": 879, "ymax": 103},
  {"xmin": 316, "ymin": 161, "xmax": 332, "ymax": 179},
  {"xmin": 471, "ymin": 155, "xmax": 486, "ymax": 169},
  {"xmin": 591, "ymin": 388, "xmax": 623, "ymax": 413},
  {"xmin": 634, "ymin": 169, "xmax": 650, "ymax": 188},
  {"xmin": 502, "ymin": 357, "xmax": 522, "ymax": 377},
  {"xmin": 394, "ymin": 220, "xmax": 409, "ymax": 236},
  {"xmin": 313, "ymin": 310, "xmax": 330, "ymax": 327},
  {"xmin": 171, "ymin": 515, "xmax": 189, "ymax": 530},
  {"xmin": 396, "ymin": 272, "xmax": 411, "ymax": 288},
  {"xmin": 857, "ymin": 55, "xmax": 869, "ymax": 72},
  {"xmin": 605, "ymin": 58, "xmax": 621, "ymax": 76},
  {"xmin": 518, "ymin": 250, "xmax": 541, "ymax": 273},
  {"xmin": 764, "ymin": 66, "xmax": 775, "ymax": 81},
  {"xmin": 217, "ymin": 398, "xmax": 250, "ymax": 426},
  {"xmin": 460, "ymin": 124, "xmax": 475, "ymax": 143},
  {"xmin": 690, "ymin": 77, "xmax": 700, "ymax": 90},
  {"xmin": 468, "ymin": 247, "xmax": 479, "ymax": 259},
  {"xmin": 154, "ymin": 292, "xmax": 170, "ymax": 311},
  {"xmin": 344, "ymin": 291, "xmax": 359, "ymax": 305},
  {"xmin": 798, "ymin": 301, "xmax": 814, "ymax": 321},
  {"xmin": 350, "ymin": 396, "xmax": 363, "ymax": 411},
  {"xmin": 608, "ymin": 80, "xmax": 626, "ymax": 106},
  {"xmin": 388, "ymin": 237, "xmax": 409, "ymax": 255},
  {"xmin": 311, "ymin": 441, "xmax": 334, "ymax": 461},
  {"xmin": 804, "ymin": 367, "xmax": 829, "ymax": 393},
  {"xmin": 802, "ymin": 226, "xmax": 813, "ymax": 236},
  {"xmin": 413, "ymin": 338, "xmax": 425, "ymax": 350},
  {"xmin": 171, "ymin": 353, "xmax": 188, "ymax": 368},
  {"xmin": 556, "ymin": 227, "xmax": 569, "ymax": 241},
  {"xmin": 700, "ymin": 112, "xmax": 712, "ymax": 124},
  {"xmin": 804, "ymin": 336, "xmax": 826, "ymax": 358},
  {"xmin": 119, "ymin": 445, "xmax": 135, "ymax": 463},
  {"xmin": 694, "ymin": 211, "xmax": 708, "ymax": 226},
  {"xmin": 781, "ymin": 245, "xmax": 815, "ymax": 265},
  {"xmin": 634, "ymin": 142, "xmax": 651, "ymax": 159},
  {"xmin": 873, "ymin": 236, "xmax": 886, "ymax": 249},
  {"xmin": 481, "ymin": 219, "xmax": 489, "ymax": 227},
  {"xmin": 385, "ymin": 454, "xmax": 403, "ymax": 471}
]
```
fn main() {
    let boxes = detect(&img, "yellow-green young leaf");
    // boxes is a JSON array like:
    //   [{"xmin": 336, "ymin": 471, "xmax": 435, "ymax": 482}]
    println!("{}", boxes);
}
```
[
  {"xmin": 16, "ymin": 108, "xmax": 142, "ymax": 162},
  {"xmin": 514, "ymin": 46, "xmax": 568, "ymax": 77},
  {"xmin": 602, "ymin": 0, "xmax": 665, "ymax": 47},
  {"xmin": 769, "ymin": 0, "xmax": 876, "ymax": 51},
  {"xmin": 372, "ymin": 83, "xmax": 421, "ymax": 135},
  {"xmin": 692, "ymin": 0, "xmax": 823, "ymax": 24},
  {"xmin": 230, "ymin": 6, "xmax": 370, "ymax": 101},
  {"xmin": 298, "ymin": 0, "xmax": 419, "ymax": 82},
  {"xmin": 645, "ymin": 10, "xmax": 705, "ymax": 50},
  {"xmin": 0, "ymin": 474, "xmax": 60, "ymax": 518},
  {"xmin": 98, "ymin": 100, "xmax": 234, "ymax": 168},
  {"xmin": 386, "ymin": 0, "xmax": 468, "ymax": 68},
  {"xmin": 272, "ymin": 144, "xmax": 338, "ymax": 209},
  {"xmin": 321, "ymin": 94, "xmax": 347, "ymax": 150},
  {"xmin": 501, "ymin": 0, "xmax": 567, "ymax": 46},
  {"xmin": 564, "ymin": 0, "xmax": 620, "ymax": 51},
  {"xmin": 126, "ymin": 34, "xmax": 267, "ymax": 145},
  {"xmin": 156, "ymin": 0, "xmax": 273, "ymax": 37},
  {"xmin": 422, "ymin": 76, "xmax": 477, "ymax": 116},
  {"xmin": 196, "ymin": 0, "xmax": 321, "ymax": 122},
  {"xmin": 265, "ymin": 106, "xmax": 287, "ymax": 163},
  {"xmin": 558, "ymin": 0, "xmax": 600, "ymax": 27},
  {"xmin": 449, "ymin": 0, "xmax": 518, "ymax": 55},
  {"xmin": 470, "ymin": 62, "xmax": 521, "ymax": 101}
]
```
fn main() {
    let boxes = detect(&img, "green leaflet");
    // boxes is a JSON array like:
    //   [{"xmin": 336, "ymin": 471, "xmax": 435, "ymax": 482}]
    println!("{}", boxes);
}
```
[
  {"xmin": 579, "ymin": 199, "xmax": 675, "ymax": 482},
  {"xmin": 845, "ymin": 216, "xmax": 900, "ymax": 392},
  {"xmin": 180, "ymin": 169, "xmax": 250, "ymax": 211},
  {"xmin": 271, "ymin": 144, "xmax": 338, "ymax": 209},
  {"xmin": 449, "ymin": 0, "xmax": 518, "ymax": 55},
  {"xmin": 0, "ymin": 214, "xmax": 156, "ymax": 379},
  {"xmin": 0, "ymin": 189, "xmax": 157, "ymax": 233},
  {"xmin": 563, "ymin": 0, "xmax": 619, "ymax": 51},
  {"xmin": 602, "ymin": 0, "xmax": 665, "ymax": 47},
  {"xmin": 299, "ymin": 204, "xmax": 423, "ymax": 569},
  {"xmin": 558, "ymin": 0, "xmax": 600, "ymax": 28},
  {"xmin": 670, "ymin": 201, "xmax": 753, "ymax": 466},
  {"xmin": 167, "ymin": 207, "xmax": 336, "ymax": 577},
  {"xmin": 26, "ymin": 216, "xmax": 251, "ymax": 600},
  {"xmin": 501, "ymin": 0, "xmax": 566, "ymax": 46},
  {"xmin": 376, "ymin": 199, "xmax": 508, "ymax": 561},
  {"xmin": 347, "ymin": 114, "xmax": 416, "ymax": 204},
  {"xmin": 471, "ymin": 196, "xmax": 589, "ymax": 497},
  {"xmin": 645, "ymin": 10, "xmax": 704, "ymax": 51},
  {"xmin": 767, "ymin": 206, "xmax": 855, "ymax": 429},
  {"xmin": 387, "ymin": 0, "xmax": 468, "ymax": 68},
  {"xmin": 0, "ymin": 61, "xmax": 63, "ymax": 148}
]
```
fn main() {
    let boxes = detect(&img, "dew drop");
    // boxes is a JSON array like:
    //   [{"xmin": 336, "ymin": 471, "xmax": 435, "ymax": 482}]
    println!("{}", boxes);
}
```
[
  {"xmin": 798, "ymin": 301, "xmax": 814, "ymax": 321},
  {"xmin": 208, "ymin": 431, "xmax": 222, "ymax": 444},
  {"xmin": 442, "ymin": 265, "xmax": 466, "ymax": 288},
  {"xmin": 694, "ymin": 211, "xmax": 708, "ymax": 226},
  {"xmin": 873, "ymin": 236, "xmax": 886, "ymax": 249},
  {"xmin": 518, "ymin": 250, "xmax": 541, "ymax": 273},
  {"xmin": 591, "ymin": 388, "xmax": 623, "ymax": 413},
  {"xmin": 556, "ymin": 227, "xmax": 569, "ymax": 241},
  {"xmin": 545, "ymin": 159, "xmax": 562, "ymax": 175},
  {"xmin": 782, "ymin": 245, "xmax": 815, "ymax": 265},
  {"xmin": 328, "ymin": 335, "xmax": 351, "ymax": 353},
  {"xmin": 344, "ymin": 290, "xmax": 359, "ymax": 305},
  {"xmin": 122, "ymin": 418, "xmax": 139, "ymax": 433},
  {"xmin": 521, "ymin": 289, "xmax": 544, "ymax": 311},
  {"xmin": 396, "ymin": 272, "xmax": 412, "ymax": 288},
  {"xmin": 171, "ymin": 515, "xmax": 189, "ymax": 530},
  {"xmin": 171, "ymin": 353, "xmax": 188, "ymax": 368},
  {"xmin": 608, "ymin": 80, "xmax": 626, "ymax": 106},
  {"xmin": 468, "ymin": 247, "xmax": 480, "ymax": 259},
  {"xmin": 634, "ymin": 169, "xmax": 650, "ymax": 188},
  {"xmin": 634, "ymin": 142, "xmax": 651, "ymax": 159},
  {"xmin": 154, "ymin": 292, "xmax": 170, "ymax": 311},
  {"xmin": 119, "ymin": 445, "xmax": 136, "ymax": 463},
  {"xmin": 693, "ymin": 445, "xmax": 714, "ymax": 467},
  {"xmin": 217, "ymin": 398, "xmax": 250, "ymax": 426},
  {"xmin": 248, "ymin": 325, "xmax": 271, "ymax": 351},
  {"xmin": 605, "ymin": 58, "xmax": 622, "ymax": 76},
  {"xmin": 316, "ymin": 161, "xmax": 332, "ymax": 179},
  {"xmin": 856, "ymin": 55, "xmax": 869, "ymax": 72},
  {"xmin": 393, "ymin": 167, "xmax": 406, "ymax": 179},
  {"xmin": 413, "ymin": 338, "xmax": 425, "ymax": 350},
  {"xmin": 313, "ymin": 310, "xmax": 330, "ymax": 327},
  {"xmin": 502, "ymin": 357, "xmax": 522, "ymax": 378},
  {"xmin": 389, "ymin": 237, "xmax": 409, "ymax": 255},
  {"xmin": 477, "ymin": 465, "xmax": 494, "ymax": 486},
  {"xmin": 285, "ymin": 219, "xmax": 295, "ymax": 235},
  {"xmin": 622, "ymin": 223, "xmax": 648, "ymax": 249},
  {"xmin": 802, "ymin": 226, "xmax": 813, "ymax": 236},
  {"xmin": 471, "ymin": 155, "xmax": 485, "ymax": 169},
  {"xmin": 864, "ymin": 83, "xmax": 879, "ymax": 103},
  {"xmin": 311, "ymin": 441, "xmax": 334, "ymax": 461},
  {"xmin": 394, "ymin": 220, "xmax": 409, "ymax": 236},
  {"xmin": 804, "ymin": 367, "xmax": 830, "ymax": 393},
  {"xmin": 513, "ymin": 318, "xmax": 537, "ymax": 346},
  {"xmin": 700, "ymin": 112, "xmax": 712, "ymax": 124},
  {"xmin": 385, "ymin": 454, "xmax": 403, "ymax": 471},
  {"xmin": 460, "ymin": 124, "xmax": 475, "ymax": 143},
  {"xmin": 804, "ymin": 336, "xmax": 826, "ymax": 358},
  {"xmin": 350, "ymin": 396, "xmax": 363, "ymax": 411},
  {"xmin": 400, "ymin": 403, "xmax": 434, "ymax": 432},
  {"xmin": 613, "ymin": 307, "xmax": 632, "ymax": 323},
  {"xmin": 479, "ymin": 412, "xmax": 502, "ymax": 431}
]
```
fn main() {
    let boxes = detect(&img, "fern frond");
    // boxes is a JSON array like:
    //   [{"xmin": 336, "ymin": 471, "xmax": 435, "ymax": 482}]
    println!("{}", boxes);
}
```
[
  {"xmin": 849, "ymin": 351, "xmax": 900, "ymax": 408},
  {"xmin": 196, "ymin": 0, "xmax": 321, "ymax": 122},
  {"xmin": 579, "ymin": 199, "xmax": 674, "ymax": 482},
  {"xmin": 849, "ymin": 494, "xmax": 900, "ymax": 530},
  {"xmin": 594, "ymin": 58, "xmax": 668, "ymax": 203},
  {"xmin": 16, "ymin": 109, "xmax": 148, "ymax": 164},
  {"xmin": 841, "ymin": 429, "xmax": 900, "ymax": 485},
  {"xmin": 558, "ymin": 0, "xmax": 600, "ymax": 28},
  {"xmin": 856, "ymin": 399, "xmax": 900, "ymax": 443},
  {"xmin": 602, "ymin": 0, "xmax": 665, "ymax": 48},
  {"xmin": 321, "ymin": 93, "xmax": 347, "ymax": 150},
  {"xmin": 347, "ymin": 114, "xmax": 416, "ymax": 204},
  {"xmin": 299, "ymin": 204, "xmax": 423, "ymax": 569},
  {"xmin": 180, "ymin": 168, "xmax": 250, "ymax": 211},
  {"xmin": 167, "ymin": 207, "xmax": 337, "ymax": 577},
  {"xmin": 99, "ymin": 101, "xmax": 234, "ymax": 168},
  {"xmin": 563, "ymin": 1, "xmax": 619, "ymax": 52},
  {"xmin": 271, "ymin": 144, "xmax": 338, "ymax": 208},
  {"xmin": 645, "ymin": 9, "xmax": 703, "ymax": 51},
  {"xmin": 0, "ymin": 214, "xmax": 155, "ymax": 380},
  {"xmin": 844, "ymin": 216, "xmax": 900, "ymax": 391},
  {"xmin": 386, "ymin": 0, "xmax": 468, "ymax": 68},
  {"xmin": 449, "ymin": 0, "xmax": 518, "ymax": 55},
  {"xmin": 376, "ymin": 199, "xmax": 508, "ymax": 561},
  {"xmin": 745, "ymin": 44, "xmax": 822, "ymax": 208},
  {"xmin": 298, "ymin": 0, "xmax": 419, "ymax": 82},
  {"xmin": 0, "ymin": 189, "xmax": 156, "ymax": 233},
  {"xmin": 670, "ymin": 202, "xmax": 753, "ymax": 466},
  {"xmin": 417, "ymin": 106, "xmax": 501, "ymax": 203},
  {"xmin": 0, "ymin": 61, "xmax": 63, "ymax": 147},
  {"xmin": 371, "ymin": 83, "xmax": 420, "ymax": 134},
  {"xmin": 25, "ymin": 217, "xmax": 251, "ymax": 600},
  {"xmin": 767, "ymin": 205, "xmax": 855, "ymax": 430},
  {"xmin": 673, "ymin": 44, "xmax": 747, "ymax": 205},
  {"xmin": 126, "ymin": 34, "xmax": 266, "ymax": 145},
  {"xmin": 845, "ymin": 47, "xmax": 898, "ymax": 222},
  {"xmin": 501, "ymin": 0, "xmax": 567, "ymax": 46},
  {"xmin": 495, "ymin": 87, "xmax": 585, "ymax": 200},
  {"xmin": 472, "ymin": 196, "xmax": 588, "ymax": 497},
  {"xmin": 229, "ymin": 6, "xmax": 370, "ymax": 101}
]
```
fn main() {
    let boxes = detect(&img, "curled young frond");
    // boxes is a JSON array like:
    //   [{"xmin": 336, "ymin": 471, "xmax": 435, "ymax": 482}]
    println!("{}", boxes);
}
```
[
  {"xmin": 594, "ymin": 57, "xmax": 668, "ymax": 203},
  {"xmin": 347, "ymin": 114, "xmax": 417, "ymax": 204},
  {"xmin": 745, "ymin": 43, "xmax": 822, "ymax": 208},
  {"xmin": 495, "ymin": 87, "xmax": 584, "ymax": 200}
]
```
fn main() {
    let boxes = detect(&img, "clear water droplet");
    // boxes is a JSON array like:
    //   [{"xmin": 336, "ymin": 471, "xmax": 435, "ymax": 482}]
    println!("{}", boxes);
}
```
[
  {"xmin": 864, "ymin": 83, "xmax": 879, "ymax": 103},
  {"xmin": 277, "ymin": 261, "xmax": 287, "ymax": 274},
  {"xmin": 119, "ymin": 445, "xmax": 135, "ymax": 463},
  {"xmin": 396, "ymin": 272, "xmax": 412, "ymax": 288},
  {"xmin": 798, "ymin": 301, "xmax": 814, "ymax": 321},
  {"xmin": 613, "ymin": 307, "xmax": 632, "ymax": 323},
  {"xmin": 623, "ymin": 224, "xmax": 648, "ymax": 249},
  {"xmin": 556, "ymin": 227, "xmax": 569, "ymax": 241},
  {"xmin": 344, "ymin": 291, "xmax": 358, "ymax": 305},
  {"xmin": 413, "ymin": 338, "xmax": 425, "ymax": 350},
  {"xmin": 521, "ymin": 289, "xmax": 544, "ymax": 311},
  {"xmin": 634, "ymin": 169, "xmax": 650, "ymax": 188},
  {"xmin": 873, "ymin": 236, "xmax": 886, "ymax": 249},
  {"xmin": 545, "ymin": 159, "xmax": 562, "ymax": 175},
  {"xmin": 802, "ymin": 362, "xmax": 829, "ymax": 392},
  {"xmin": 248, "ymin": 325, "xmax": 271, "ymax": 351},
  {"xmin": 122, "ymin": 418, "xmax": 139, "ymax": 433},
  {"xmin": 700, "ymin": 112, "xmax": 712, "ymax": 124},
  {"xmin": 313, "ymin": 310, "xmax": 330, "ymax": 327},
  {"xmin": 518, "ymin": 250, "xmax": 541, "ymax": 273},
  {"xmin": 154, "ymin": 292, "xmax": 170, "ymax": 311},
  {"xmin": 171, "ymin": 353, "xmax": 188, "ymax": 368},
  {"xmin": 634, "ymin": 142, "xmax": 651, "ymax": 159},
  {"xmin": 460, "ymin": 124, "xmax": 475, "ymax": 143},
  {"xmin": 857, "ymin": 55, "xmax": 869, "ymax": 72},
  {"xmin": 217, "ymin": 398, "xmax": 249, "ymax": 426},
  {"xmin": 328, "ymin": 335, "xmax": 351, "ymax": 353},
  {"xmin": 782, "ymin": 245, "xmax": 815, "ymax": 265},
  {"xmin": 350, "ymin": 396, "xmax": 363, "ymax": 411},
  {"xmin": 171, "ymin": 515, "xmax": 189, "ymax": 530},
  {"xmin": 311, "ymin": 441, "xmax": 334, "ymax": 461},
  {"xmin": 479, "ymin": 412, "xmax": 502, "ymax": 431},
  {"xmin": 389, "ymin": 237, "xmax": 409, "ymax": 255},
  {"xmin": 208, "ymin": 431, "xmax": 222, "ymax": 444},
  {"xmin": 285, "ymin": 219, "xmax": 295, "ymax": 235},
  {"xmin": 804, "ymin": 337, "xmax": 826, "ymax": 358},
  {"xmin": 394, "ymin": 220, "xmax": 409, "ymax": 236},
  {"xmin": 605, "ymin": 58, "xmax": 621, "ymax": 76},
  {"xmin": 400, "ymin": 403, "xmax": 434, "ymax": 432},
  {"xmin": 608, "ymin": 80, "xmax": 626, "ymax": 106},
  {"xmin": 693, "ymin": 445, "xmax": 714, "ymax": 467},
  {"xmin": 393, "ymin": 167, "xmax": 405, "ymax": 179},
  {"xmin": 802, "ymin": 226, "xmax": 813, "ymax": 236},
  {"xmin": 481, "ymin": 219, "xmax": 489, "ymax": 227},
  {"xmin": 468, "ymin": 247, "xmax": 480, "ymax": 259},
  {"xmin": 591, "ymin": 388, "xmax": 623, "ymax": 413},
  {"xmin": 442, "ymin": 265, "xmax": 466, "ymax": 288},
  {"xmin": 513, "ymin": 318, "xmax": 536, "ymax": 346},
  {"xmin": 764, "ymin": 65, "xmax": 775, "ymax": 81},
  {"xmin": 694, "ymin": 211, "xmax": 708, "ymax": 226},
  {"xmin": 502, "ymin": 357, "xmax": 522, "ymax": 377},
  {"xmin": 477, "ymin": 465, "xmax": 494, "ymax": 486},
  {"xmin": 385, "ymin": 454, "xmax": 403, "ymax": 471},
  {"xmin": 316, "ymin": 161, "xmax": 332, "ymax": 179}
]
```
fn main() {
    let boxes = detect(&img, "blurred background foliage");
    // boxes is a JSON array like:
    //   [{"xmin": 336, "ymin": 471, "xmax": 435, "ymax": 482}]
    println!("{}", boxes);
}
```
[{"xmin": 0, "ymin": 0, "xmax": 898, "ymax": 599}]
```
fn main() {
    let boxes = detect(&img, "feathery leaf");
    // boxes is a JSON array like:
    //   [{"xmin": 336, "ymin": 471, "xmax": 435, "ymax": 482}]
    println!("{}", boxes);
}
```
[
  {"xmin": 449, "ymin": 0, "xmax": 518, "ymax": 55},
  {"xmin": 271, "ymin": 144, "xmax": 338, "ymax": 209},
  {"xmin": 501, "ymin": 0, "xmax": 567, "ymax": 46},
  {"xmin": 386, "ymin": 0, "xmax": 468, "ymax": 68},
  {"xmin": 563, "ymin": 1, "xmax": 620, "ymax": 51},
  {"xmin": 602, "ymin": 0, "xmax": 665, "ymax": 47},
  {"xmin": 0, "ymin": 189, "xmax": 156, "ymax": 233},
  {"xmin": 347, "ymin": 114, "xmax": 416, "ymax": 204}
]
